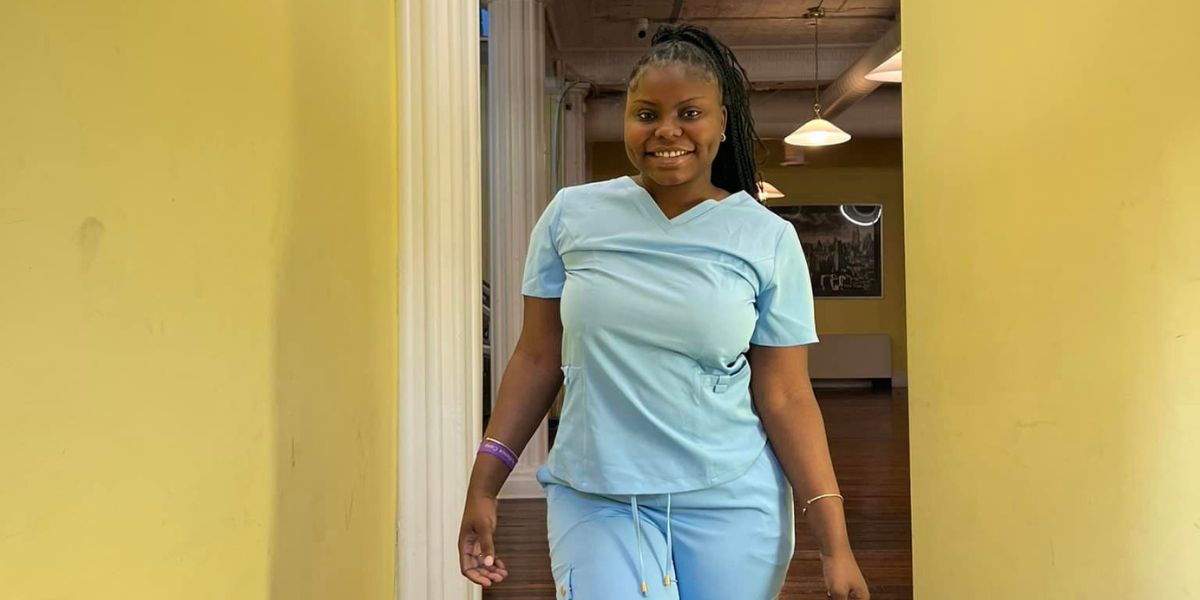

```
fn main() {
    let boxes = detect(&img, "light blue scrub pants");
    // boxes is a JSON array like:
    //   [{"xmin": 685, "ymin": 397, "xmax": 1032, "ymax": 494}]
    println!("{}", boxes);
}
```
[{"xmin": 536, "ymin": 443, "xmax": 795, "ymax": 600}]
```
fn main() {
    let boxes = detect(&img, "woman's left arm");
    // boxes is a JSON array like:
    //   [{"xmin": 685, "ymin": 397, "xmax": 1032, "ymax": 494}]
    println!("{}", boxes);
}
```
[{"xmin": 748, "ymin": 344, "xmax": 870, "ymax": 599}]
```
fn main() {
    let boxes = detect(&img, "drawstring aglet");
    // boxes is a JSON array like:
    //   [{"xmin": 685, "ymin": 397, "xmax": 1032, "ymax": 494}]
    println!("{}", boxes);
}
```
[
  {"xmin": 640, "ymin": 581, "xmax": 648, "ymax": 595},
  {"xmin": 664, "ymin": 575, "xmax": 672, "ymax": 586}
]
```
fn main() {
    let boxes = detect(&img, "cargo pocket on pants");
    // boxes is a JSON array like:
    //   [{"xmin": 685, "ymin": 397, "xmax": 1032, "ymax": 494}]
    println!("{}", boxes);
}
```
[{"xmin": 551, "ymin": 563, "xmax": 574, "ymax": 599}]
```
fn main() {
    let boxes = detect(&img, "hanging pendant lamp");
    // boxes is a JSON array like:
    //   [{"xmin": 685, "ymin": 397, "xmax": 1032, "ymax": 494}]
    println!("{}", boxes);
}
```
[
  {"xmin": 785, "ymin": 5, "xmax": 851, "ymax": 147},
  {"xmin": 865, "ymin": 50, "xmax": 902, "ymax": 83},
  {"xmin": 757, "ymin": 181, "xmax": 785, "ymax": 201}
]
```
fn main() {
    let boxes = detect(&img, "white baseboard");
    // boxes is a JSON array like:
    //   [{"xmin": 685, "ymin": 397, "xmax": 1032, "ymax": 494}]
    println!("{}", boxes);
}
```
[{"xmin": 498, "ymin": 467, "xmax": 546, "ymax": 499}]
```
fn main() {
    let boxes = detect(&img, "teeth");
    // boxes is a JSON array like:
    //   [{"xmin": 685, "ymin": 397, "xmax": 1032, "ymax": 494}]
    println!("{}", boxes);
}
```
[{"xmin": 653, "ymin": 150, "xmax": 689, "ymax": 158}]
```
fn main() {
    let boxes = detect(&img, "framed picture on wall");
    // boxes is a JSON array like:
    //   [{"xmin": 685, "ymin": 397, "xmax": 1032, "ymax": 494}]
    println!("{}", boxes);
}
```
[{"xmin": 769, "ymin": 204, "xmax": 883, "ymax": 298}]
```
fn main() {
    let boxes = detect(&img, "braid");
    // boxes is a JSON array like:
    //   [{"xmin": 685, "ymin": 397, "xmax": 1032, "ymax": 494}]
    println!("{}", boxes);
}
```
[{"xmin": 628, "ymin": 24, "xmax": 764, "ymax": 201}]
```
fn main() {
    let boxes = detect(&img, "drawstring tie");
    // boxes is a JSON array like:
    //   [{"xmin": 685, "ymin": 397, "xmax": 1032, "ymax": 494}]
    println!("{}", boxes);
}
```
[
  {"xmin": 664, "ymin": 493, "xmax": 675, "ymax": 587},
  {"xmin": 630, "ymin": 496, "xmax": 647, "ymax": 595},
  {"xmin": 629, "ymin": 493, "xmax": 675, "ymax": 596}
]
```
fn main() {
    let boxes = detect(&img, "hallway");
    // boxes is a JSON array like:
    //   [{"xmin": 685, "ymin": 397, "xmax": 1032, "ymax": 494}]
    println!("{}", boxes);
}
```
[{"xmin": 484, "ymin": 388, "xmax": 913, "ymax": 600}]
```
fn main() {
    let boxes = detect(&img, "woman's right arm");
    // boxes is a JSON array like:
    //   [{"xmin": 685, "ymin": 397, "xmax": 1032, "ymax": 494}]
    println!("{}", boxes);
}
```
[{"xmin": 458, "ymin": 295, "xmax": 564, "ymax": 587}]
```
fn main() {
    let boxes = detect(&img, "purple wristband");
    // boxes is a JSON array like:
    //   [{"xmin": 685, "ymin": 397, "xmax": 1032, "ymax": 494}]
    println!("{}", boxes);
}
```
[{"xmin": 478, "ymin": 439, "xmax": 518, "ymax": 470}]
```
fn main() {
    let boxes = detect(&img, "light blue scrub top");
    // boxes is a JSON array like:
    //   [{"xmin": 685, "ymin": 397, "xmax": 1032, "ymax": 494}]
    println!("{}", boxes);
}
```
[{"xmin": 521, "ymin": 175, "xmax": 818, "ymax": 495}]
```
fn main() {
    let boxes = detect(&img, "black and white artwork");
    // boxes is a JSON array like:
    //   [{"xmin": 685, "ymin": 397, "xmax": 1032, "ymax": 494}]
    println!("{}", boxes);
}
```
[{"xmin": 769, "ymin": 204, "xmax": 883, "ymax": 298}]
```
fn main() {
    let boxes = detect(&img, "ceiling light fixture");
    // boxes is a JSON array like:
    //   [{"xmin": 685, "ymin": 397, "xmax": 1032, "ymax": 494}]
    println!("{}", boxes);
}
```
[
  {"xmin": 785, "ymin": 5, "xmax": 851, "ymax": 147},
  {"xmin": 757, "ymin": 181, "xmax": 785, "ymax": 201},
  {"xmin": 865, "ymin": 50, "xmax": 902, "ymax": 83},
  {"xmin": 840, "ymin": 204, "xmax": 883, "ymax": 226}
]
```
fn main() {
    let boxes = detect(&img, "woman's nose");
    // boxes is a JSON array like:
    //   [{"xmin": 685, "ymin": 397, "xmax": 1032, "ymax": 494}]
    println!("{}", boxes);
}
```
[{"xmin": 654, "ymin": 118, "xmax": 682, "ymax": 139}]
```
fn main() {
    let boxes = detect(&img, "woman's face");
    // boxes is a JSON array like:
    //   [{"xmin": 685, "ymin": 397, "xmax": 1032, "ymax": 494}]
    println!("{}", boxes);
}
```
[{"xmin": 624, "ymin": 63, "xmax": 726, "ymax": 189}]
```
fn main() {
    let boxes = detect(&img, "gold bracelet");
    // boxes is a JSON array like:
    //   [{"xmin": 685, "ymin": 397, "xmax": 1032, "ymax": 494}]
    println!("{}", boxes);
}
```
[
  {"xmin": 485, "ymin": 436, "xmax": 517, "ymax": 456},
  {"xmin": 801, "ymin": 492, "xmax": 844, "ymax": 517}
]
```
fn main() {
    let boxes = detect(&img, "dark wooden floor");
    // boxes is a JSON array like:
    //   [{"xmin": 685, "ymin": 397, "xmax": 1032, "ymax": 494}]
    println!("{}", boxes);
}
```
[{"xmin": 484, "ymin": 388, "xmax": 912, "ymax": 600}]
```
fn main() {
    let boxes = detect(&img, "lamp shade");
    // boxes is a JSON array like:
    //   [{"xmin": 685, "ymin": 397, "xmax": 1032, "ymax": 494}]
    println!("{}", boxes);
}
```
[
  {"xmin": 784, "ymin": 117, "xmax": 851, "ymax": 147},
  {"xmin": 757, "ymin": 181, "xmax": 785, "ymax": 201},
  {"xmin": 865, "ymin": 50, "xmax": 902, "ymax": 83}
]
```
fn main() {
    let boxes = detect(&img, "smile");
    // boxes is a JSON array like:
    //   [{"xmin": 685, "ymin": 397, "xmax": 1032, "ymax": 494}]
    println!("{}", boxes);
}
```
[{"xmin": 647, "ymin": 150, "xmax": 693, "ymax": 158}]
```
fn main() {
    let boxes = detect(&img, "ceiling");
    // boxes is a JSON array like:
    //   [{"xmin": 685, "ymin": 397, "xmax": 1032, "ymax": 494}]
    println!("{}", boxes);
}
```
[
  {"xmin": 543, "ymin": 0, "xmax": 903, "ymax": 139},
  {"xmin": 547, "ymin": 0, "xmax": 899, "ymax": 50}
]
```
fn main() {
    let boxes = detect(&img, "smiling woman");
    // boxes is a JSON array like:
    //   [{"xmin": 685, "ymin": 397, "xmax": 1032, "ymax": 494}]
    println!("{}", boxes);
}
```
[
  {"xmin": 460, "ymin": 23, "xmax": 871, "ymax": 600},
  {"xmin": 622, "ymin": 26, "xmax": 762, "ymax": 216}
]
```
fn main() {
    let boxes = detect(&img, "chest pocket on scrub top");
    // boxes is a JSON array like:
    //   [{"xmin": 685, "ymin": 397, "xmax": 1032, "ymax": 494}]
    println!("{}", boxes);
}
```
[
  {"xmin": 560, "ymin": 365, "xmax": 582, "ymax": 395},
  {"xmin": 687, "ymin": 357, "xmax": 751, "ymax": 436},
  {"xmin": 557, "ymin": 365, "xmax": 589, "ymax": 453},
  {"xmin": 560, "ymin": 365, "xmax": 586, "ymax": 407}
]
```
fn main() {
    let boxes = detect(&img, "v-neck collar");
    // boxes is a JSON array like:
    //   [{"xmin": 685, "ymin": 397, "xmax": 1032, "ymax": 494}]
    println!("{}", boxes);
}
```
[{"xmin": 621, "ymin": 175, "xmax": 744, "ymax": 231}]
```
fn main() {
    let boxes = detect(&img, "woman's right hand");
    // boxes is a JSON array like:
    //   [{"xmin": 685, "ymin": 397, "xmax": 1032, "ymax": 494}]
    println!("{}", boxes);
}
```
[{"xmin": 458, "ymin": 492, "xmax": 509, "ymax": 588}]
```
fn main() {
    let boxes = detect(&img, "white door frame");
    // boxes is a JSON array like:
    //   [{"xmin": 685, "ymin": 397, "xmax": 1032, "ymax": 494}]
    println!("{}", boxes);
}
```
[{"xmin": 396, "ymin": 1, "xmax": 483, "ymax": 599}]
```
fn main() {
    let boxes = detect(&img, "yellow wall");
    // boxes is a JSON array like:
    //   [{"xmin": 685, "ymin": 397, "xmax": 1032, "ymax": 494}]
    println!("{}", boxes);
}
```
[
  {"xmin": 0, "ymin": 2, "xmax": 396, "ymax": 599},
  {"xmin": 590, "ymin": 138, "xmax": 908, "ymax": 376},
  {"xmin": 904, "ymin": 2, "xmax": 1200, "ymax": 598}
]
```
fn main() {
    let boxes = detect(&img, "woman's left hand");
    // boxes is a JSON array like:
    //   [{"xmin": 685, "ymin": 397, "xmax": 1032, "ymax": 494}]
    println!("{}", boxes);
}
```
[{"xmin": 819, "ymin": 548, "xmax": 870, "ymax": 600}]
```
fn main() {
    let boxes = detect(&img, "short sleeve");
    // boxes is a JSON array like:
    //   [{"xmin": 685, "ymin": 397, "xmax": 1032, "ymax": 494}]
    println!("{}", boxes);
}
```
[
  {"xmin": 520, "ymin": 191, "xmax": 567, "ymax": 298},
  {"xmin": 750, "ymin": 224, "xmax": 819, "ymax": 346}
]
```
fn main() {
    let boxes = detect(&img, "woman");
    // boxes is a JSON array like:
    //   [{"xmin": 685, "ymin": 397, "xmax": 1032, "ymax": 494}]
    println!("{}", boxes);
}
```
[{"xmin": 458, "ymin": 24, "xmax": 870, "ymax": 600}]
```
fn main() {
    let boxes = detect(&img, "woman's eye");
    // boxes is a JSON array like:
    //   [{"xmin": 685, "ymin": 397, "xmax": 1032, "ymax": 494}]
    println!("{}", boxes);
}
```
[
  {"xmin": 682, "ymin": 109, "xmax": 701, "ymax": 119},
  {"xmin": 636, "ymin": 111, "xmax": 655, "ymax": 121}
]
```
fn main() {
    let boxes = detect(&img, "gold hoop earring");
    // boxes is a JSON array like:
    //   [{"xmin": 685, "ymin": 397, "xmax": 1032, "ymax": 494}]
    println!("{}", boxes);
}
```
[{"xmin": 720, "ymin": 133, "xmax": 727, "ymax": 142}]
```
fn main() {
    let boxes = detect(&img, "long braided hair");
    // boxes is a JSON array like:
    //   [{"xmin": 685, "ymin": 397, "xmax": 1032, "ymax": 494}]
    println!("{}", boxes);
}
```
[{"xmin": 627, "ymin": 24, "xmax": 764, "ymax": 202}]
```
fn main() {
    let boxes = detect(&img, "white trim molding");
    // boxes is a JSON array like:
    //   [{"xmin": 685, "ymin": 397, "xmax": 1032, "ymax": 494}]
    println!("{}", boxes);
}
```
[
  {"xmin": 561, "ymin": 83, "xmax": 590, "ymax": 188},
  {"xmin": 488, "ymin": 0, "xmax": 551, "ymax": 499},
  {"xmin": 397, "ymin": 1, "xmax": 483, "ymax": 599}
]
